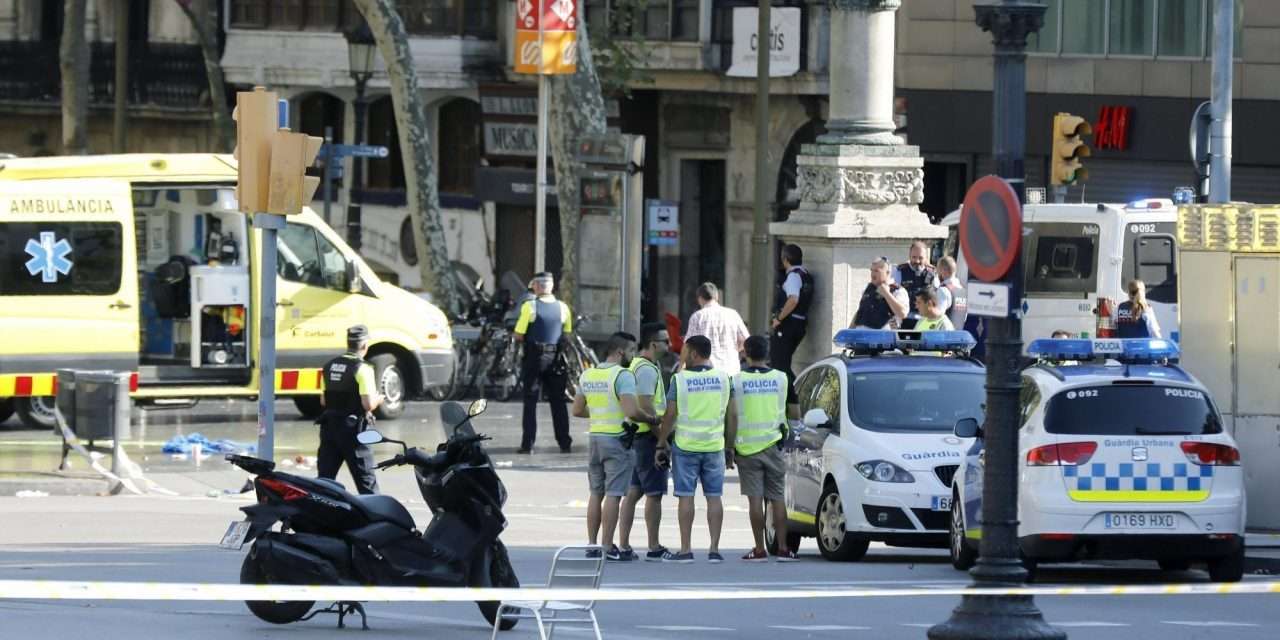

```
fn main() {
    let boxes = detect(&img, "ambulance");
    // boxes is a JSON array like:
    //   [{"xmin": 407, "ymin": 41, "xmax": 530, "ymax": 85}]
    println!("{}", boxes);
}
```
[
  {"xmin": 0, "ymin": 154, "xmax": 453, "ymax": 429},
  {"xmin": 941, "ymin": 198, "xmax": 1179, "ymax": 344}
]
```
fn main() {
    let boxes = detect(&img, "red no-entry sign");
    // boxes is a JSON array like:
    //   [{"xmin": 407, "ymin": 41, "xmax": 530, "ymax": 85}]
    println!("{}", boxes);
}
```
[{"xmin": 959, "ymin": 176, "xmax": 1022, "ymax": 283}]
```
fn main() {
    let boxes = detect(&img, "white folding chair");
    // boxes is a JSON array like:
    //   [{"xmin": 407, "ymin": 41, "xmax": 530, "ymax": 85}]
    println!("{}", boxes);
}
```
[{"xmin": 490, "ymin": 544, "xmax": 605, "ymax": 640}]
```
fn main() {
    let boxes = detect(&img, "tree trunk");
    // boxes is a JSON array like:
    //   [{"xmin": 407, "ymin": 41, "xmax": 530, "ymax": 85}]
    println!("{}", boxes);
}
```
[
  {"xmin": 60, "ymin": 0, "xmax": 90, "ymax": 155},
  {"xmin": 175, "ymin": 0, "xmax": 235, "ymax": 152},
  {"xmin": 547, "ymin": 20, "xmax": 610, "ymax": 309},
  {"xmin": 350, "ymin": 0, "xmax": 454, "ymax": 309}
]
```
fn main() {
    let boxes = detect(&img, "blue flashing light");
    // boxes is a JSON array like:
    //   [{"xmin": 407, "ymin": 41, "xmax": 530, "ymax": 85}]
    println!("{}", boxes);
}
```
[
  {"xmin": 833, "ymin": 329, "xmax": 896, "ymax": 352},
  {"xmin": 1028, "ymin": 338, "xmax": 1180, "ymax": 364},
  {"xmin": 916, "ymin": 331, "xmax": 977, "ymax": 352}
]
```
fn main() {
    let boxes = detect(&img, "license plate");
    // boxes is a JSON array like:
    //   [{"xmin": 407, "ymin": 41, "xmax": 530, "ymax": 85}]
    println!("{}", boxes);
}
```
[
  {"xmin": 219, "ymin": 521, "xmax": 252, "ymax": 550},
  {"xmin": 930, "ymin": 495, "xmax": 952, "ymax": 512},
  {"xmin": 1103, "ymin": 512, "xmax": 1176, "ymax": 529}
]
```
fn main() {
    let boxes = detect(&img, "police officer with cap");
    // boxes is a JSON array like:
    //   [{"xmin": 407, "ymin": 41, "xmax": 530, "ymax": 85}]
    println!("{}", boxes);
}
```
[
  {"xmin": 514, "ymin": 271, "xmax": 574, "ymax": 453},
  {"xmin": 317, "ymin": 324, "xmax": 382, "ymax": 495}
]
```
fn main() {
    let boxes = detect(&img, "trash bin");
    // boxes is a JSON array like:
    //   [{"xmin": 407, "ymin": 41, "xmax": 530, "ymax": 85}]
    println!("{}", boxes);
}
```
[
  {"xmin": 73, "ymin": 371, "xmax": 132, "ymax": 441},
  {"xmin": 55, "ymin": 368, "xmax": 78, "ymax": 433}
]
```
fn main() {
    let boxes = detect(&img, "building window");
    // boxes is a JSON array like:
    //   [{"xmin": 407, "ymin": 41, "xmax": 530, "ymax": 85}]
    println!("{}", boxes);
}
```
[
  {"xmin": 437, "ymin": 98, "xmax": 481, "ymax": 196},
  {"xmin": 400, "ymin": 0, "xmax": 498, "ymax": 37},
  {"xmin": 1033, "ymin": 0, "xmax": 1240, "ymax": 58},
  {"xmin": 232, "ymin": 0, "xmax": 349, "ymax": 30},
  {"xmin": 584, "ymin": 0, "xmax": 699, "ymax": 41},
  {"xmin": 365, "ymin": 96, "xmax": 405, "ymax": 191}
]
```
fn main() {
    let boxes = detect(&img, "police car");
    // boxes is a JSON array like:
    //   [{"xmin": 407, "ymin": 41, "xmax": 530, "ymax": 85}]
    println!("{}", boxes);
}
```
[
  {"xmin": 766, "ymin": 330, "xmax": 986, "ymax": 561},
  {"xmin": 948, "ymin": 338, "xmax": 1246, "ymax": 582}
]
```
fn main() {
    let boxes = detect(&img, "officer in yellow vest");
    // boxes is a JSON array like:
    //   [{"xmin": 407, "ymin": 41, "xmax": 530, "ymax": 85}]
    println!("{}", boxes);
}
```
[
  {"xmin": 618, "ymin": 323, "xmax": 673, "ymax": 561},
  {"xmin": 656, "ymin": 335, "xmax": 733, "ymax": 564},
  {"xmin": 729, "ymin": 336, "xmax": 796, "ymax": 562},
  {"xmin": 571, "ymin": 332, "xmax": 660, "ymax": 561}
]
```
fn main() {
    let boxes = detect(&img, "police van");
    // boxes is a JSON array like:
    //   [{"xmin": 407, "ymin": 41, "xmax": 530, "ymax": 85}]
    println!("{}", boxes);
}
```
[
  {"xmin": 941, "ymin": 198, "xmax": 1179, "ymax": 344},
  {"xmin": 768, "ymin": 330, "xmax": 985, "ymax": 561},
  {"xmin": 948, "ymin": 338, "xmax": 1246, "ymax": 582},
  {"xmin": 0, "ymin": 154, "xmax": 454, "ymax": 429}
]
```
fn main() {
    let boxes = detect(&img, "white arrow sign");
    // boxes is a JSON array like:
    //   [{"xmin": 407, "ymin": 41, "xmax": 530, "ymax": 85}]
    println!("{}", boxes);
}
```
[{"xmin": 967, "ymin": 282, "xmax": 1010, "ymax": 318}]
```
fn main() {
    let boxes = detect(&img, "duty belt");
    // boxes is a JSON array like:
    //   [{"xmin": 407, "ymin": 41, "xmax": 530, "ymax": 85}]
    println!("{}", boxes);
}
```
[{"xmin": 533, "ymin": 343, "xmax": 558, "ymax": 353}]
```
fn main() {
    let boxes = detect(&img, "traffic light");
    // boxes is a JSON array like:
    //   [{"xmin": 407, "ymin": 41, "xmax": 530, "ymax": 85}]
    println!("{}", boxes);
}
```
[
  {"xmin": 233, "ymin": 87, "xmax": 280, "ymax": 213},
  {"xmin": 1050, "ymin": 112, "xmax": 1091, "ymax": 186},
  {"xmin": 267, "ymin": 131, "xmax": 323, "ymax": 216}
]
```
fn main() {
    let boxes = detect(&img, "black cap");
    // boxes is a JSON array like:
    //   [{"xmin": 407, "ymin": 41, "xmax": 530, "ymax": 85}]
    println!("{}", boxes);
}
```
[{"xmin": 347, "ymin": 325, "xmax": 369, "ymax": 342}]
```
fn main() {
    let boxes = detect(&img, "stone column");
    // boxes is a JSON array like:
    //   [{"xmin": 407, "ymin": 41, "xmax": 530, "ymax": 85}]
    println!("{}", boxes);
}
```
[{"xmin": 770, "ymin": 0, "xmax": 945, "ymax": 373}]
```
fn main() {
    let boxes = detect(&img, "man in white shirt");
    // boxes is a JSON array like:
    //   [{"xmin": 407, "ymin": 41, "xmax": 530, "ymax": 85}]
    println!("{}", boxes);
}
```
[{"xmin": 684, "ymin": 282, "xmax": 749, "ymax": 376}]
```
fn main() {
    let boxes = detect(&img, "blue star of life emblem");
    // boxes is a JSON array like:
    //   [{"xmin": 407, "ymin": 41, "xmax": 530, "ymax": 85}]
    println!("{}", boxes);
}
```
[{"xmin": 24, "ymin": 231, "xmax": 74, "ymax": 283}]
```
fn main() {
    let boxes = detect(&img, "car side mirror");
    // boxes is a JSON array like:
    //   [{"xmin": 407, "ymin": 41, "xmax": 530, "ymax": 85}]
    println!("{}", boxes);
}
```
[
  {"xmin": 345, "ymin": 260, "xmax": 362, "ymax": 293},
  {"xmin": 356, "ymin": 430, "xmax": 384, "ymax": 445},
  {"xmin": 468, "ymin": 399, "xmax": 488, "ymax": 417},
  {"xmin": 802, "ymin": 408, "xmax": 832, "ymax": 430},
  {"xmin": 954, "ymin": 418, "xmax": 981, "ymax": 439}
]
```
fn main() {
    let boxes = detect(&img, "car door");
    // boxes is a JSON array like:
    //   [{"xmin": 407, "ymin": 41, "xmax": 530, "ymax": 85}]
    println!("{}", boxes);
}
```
[
  {"xmin": 788, "ymin": 364, "xmax": 842, "ymax": 524},
  {"xmin": 274, "ymin": 221, "xmax": 365, "ymax": 372},
  {"xmin": 962, "ymin": 375, "xmax": 1039, "ymax": 536}
]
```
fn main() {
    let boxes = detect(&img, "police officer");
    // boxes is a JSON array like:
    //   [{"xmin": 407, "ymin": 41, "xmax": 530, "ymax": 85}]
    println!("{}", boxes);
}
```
[
  {"xmin": 656, "ymin": 335, "xmax": 733, "ymax": 564},
  {"xmin": 513, "ymin": 272, "xmax": 573, "ymax": 454},
  {"xmin": 618, "ymin": 323, "xmax": 673, "ymax": 561},
  {"xmin": 770, "ymin": 243, "xmax": 812, "ymax": 416},
  {"xmin": 851, "ymin": 258, "xmax": 910, "ymax": 330},
  {"xmin": 897, "ymin": 240, "xmax": 941, "ymax": 304},
  {"xmin": 572, "ymin": 332, "xmax": 659, "ymax": 561},
  {"xmin": 729, "ymin": 336, "xmax": 795, "ymax": 562},
  {"xmin": 937, "ymin": 256, "xmax": 968, "ymax": 330},
  {"xmin": 1116, "ymin": 279, "xmax": 1163, "ymax": 338},
  {"xmin": 317, "ymin": 325, "xmax": 382, "ymax": 495}
]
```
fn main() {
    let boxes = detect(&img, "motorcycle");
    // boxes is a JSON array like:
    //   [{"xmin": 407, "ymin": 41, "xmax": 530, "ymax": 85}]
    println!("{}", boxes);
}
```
[{"xmin": 220, "ymin": 399, "xmax": 520, "ymax": 630}]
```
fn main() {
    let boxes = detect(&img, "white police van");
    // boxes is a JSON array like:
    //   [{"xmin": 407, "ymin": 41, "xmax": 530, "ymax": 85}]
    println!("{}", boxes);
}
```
[
  {"xmin": 948, "ymin": 338, "xmax": 1246, "ymax": 582},
  {"xmin": 767, "ymin": 330, "xmax": 985, "ymax": 561}
]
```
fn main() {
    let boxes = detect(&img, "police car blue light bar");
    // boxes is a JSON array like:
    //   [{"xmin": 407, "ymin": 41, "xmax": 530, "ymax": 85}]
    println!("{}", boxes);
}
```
[
  {"xmin": 833, "ymin": 329, "xmax": 976, "ymax": 353},
  {"xmin": 1027, "ymin": 338, "xmax": 1180, "ymax": 363}
]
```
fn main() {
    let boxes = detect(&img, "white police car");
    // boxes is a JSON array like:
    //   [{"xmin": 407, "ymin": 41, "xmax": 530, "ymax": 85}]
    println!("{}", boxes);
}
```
[
  {"xmin": 766, "ymin": 330, "xmax": 986, "ymax": 561},
  {"xmin": 948, "ymin": 338, "xmax": 1247, "ymax": 582}
]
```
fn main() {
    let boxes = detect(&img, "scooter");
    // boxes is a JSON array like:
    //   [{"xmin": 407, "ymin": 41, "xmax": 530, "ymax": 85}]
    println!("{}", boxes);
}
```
[{"xmin": 220, "ymin": 399, "xmax": 520, "ymax": 630}]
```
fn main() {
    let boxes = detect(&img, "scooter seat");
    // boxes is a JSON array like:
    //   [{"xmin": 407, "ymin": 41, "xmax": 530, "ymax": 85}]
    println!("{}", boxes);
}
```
[
  {"xmin": 313, "ymin": 477, "xmax": 346, "ymax": 492},
  {"xmin": 352, "ymin": 494, "xmax": 416, "ymax": 531}
]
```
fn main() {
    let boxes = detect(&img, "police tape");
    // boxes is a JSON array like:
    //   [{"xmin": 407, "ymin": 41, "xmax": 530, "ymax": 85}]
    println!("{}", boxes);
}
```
[{"xmin": 0, "ymin": 580, "xmax": 1276, "ymax": 603}]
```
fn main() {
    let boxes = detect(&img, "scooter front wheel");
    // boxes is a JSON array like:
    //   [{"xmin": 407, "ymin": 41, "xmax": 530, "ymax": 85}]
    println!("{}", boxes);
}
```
[
  {"xmin": 477, "ymin": 541, "xmax": 520, "ymax": 631},
  {"xmin": 240, "ymin": 553, "xmax": 315, "ymax": 624}
]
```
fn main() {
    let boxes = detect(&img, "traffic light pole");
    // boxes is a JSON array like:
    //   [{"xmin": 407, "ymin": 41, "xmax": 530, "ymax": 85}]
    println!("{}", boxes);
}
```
[
  {"xmin": 254, "ymin": 213, "xmax": 286, "ymax": 464},
  {"xmin": 929, "ymin": 3, "xmax": 1063, "ymax": 639}
]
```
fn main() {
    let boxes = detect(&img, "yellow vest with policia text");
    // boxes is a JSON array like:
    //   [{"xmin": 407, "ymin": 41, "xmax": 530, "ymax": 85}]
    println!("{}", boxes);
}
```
[
  {"xmin": 580, "ymin": 365, "xmax": 626, "ymax": 435},
  {"xmin": 733, "ymin": 369, "xmax": 788, "ymax": 456},
  {"xmin": 628, "ymin": 356, "xmax": 665, "ymax": 434},
  {"xmin": 673, "ymin": 368, "xmax": 731, "ymax": 453}
]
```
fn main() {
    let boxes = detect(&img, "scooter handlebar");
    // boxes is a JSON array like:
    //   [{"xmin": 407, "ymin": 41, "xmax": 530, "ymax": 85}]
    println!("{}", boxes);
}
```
[{"xmin": 375, "ymin": 454, "xmax": 405, "ymax": 470}]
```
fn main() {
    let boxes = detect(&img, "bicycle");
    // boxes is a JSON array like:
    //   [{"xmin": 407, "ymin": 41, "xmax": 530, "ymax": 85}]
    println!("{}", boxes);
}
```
[{"xmin": 558, "ymin": 314, "xmax": 599, "ymax": 400}]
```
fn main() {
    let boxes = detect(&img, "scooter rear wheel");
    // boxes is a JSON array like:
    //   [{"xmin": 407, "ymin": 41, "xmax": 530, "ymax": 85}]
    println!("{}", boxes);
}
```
[
  {"xmin": 477, "ymin": 541, "xmax": 520, "ymax": 631},
  {"xmin": 240, "ymin": 553, "xmax": 315, "ymax": 624}
]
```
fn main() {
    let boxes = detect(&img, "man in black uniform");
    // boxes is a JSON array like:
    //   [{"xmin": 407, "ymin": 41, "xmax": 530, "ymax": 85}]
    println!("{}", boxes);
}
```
[
  {"xmin": 317, "ymin": 325, "xmax": 383, "ymax": 495},
  {"xmin": 514, "ymin": 272, "xmax": 574, "ymax": 453},
  {"xmin": 851, "ymin": 258, "xmax": 910, "ymax": 330},
  {"xmin": 896, "ymin": 241, "xmax": 940, "ymax": 328},
  {"xmin": 770, "ymin": 243, "xmax": 813, "ymax": 416}
]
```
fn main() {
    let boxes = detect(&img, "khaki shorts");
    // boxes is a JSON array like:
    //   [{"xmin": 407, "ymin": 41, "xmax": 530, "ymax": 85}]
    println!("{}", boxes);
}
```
[
  {"xmin": 588, "ymin": 434, "xmax": 635, "ymax": 497},
  {"xmin": 736, "ymin": 445, "xmax": 785, "ymax": 501}
]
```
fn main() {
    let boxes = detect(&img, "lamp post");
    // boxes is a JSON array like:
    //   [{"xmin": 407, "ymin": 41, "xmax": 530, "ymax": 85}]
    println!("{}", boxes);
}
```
[{"xmin": 344, "ymin": 21, "xmax": 376, "ymax": 250}]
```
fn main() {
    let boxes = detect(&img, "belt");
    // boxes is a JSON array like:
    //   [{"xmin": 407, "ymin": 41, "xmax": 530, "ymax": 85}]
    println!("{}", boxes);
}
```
[{"xmin": 531, "ymin": 343, "xmax": 558, "ymax": 353}]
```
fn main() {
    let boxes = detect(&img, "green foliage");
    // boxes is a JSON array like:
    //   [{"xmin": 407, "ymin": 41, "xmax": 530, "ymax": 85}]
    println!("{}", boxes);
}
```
[{"xmin": 589, "ymin": 0, "xmax": 655, "ymax": 97}]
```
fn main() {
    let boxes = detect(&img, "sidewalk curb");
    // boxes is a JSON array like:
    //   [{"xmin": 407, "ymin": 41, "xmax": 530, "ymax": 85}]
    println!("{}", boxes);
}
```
[{"xmin": 0, "ymin": 473, "xmax": 109, "ymax": 497}]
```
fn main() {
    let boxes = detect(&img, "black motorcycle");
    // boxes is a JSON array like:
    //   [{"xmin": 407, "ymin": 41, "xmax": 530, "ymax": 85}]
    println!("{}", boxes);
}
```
[{"xmin": 220, "ymin": 400, "xmax": 519, "ymax": 630}]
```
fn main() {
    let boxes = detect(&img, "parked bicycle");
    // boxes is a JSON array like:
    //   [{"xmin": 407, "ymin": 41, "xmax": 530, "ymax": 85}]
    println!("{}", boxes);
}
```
[{"xmin": 558, "ymin": 314, "xmax": 599, "ymax": 399}]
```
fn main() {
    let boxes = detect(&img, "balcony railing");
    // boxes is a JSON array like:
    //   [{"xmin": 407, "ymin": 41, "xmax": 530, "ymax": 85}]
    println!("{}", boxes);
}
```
[{"xmin": 0, "ymin": 41, "xmax": 210, "ymax": 110}]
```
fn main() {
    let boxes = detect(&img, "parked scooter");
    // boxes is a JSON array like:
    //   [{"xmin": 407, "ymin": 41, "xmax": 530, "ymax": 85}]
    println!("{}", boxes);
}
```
[{"xmin": 220, "ymin": 400, "xmax": 519, "ymax": 630}]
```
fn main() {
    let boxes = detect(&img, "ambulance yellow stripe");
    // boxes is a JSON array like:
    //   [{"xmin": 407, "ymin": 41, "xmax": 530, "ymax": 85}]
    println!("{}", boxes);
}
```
[
  {"xmin": 274, "ymin": 368, "xmax": 324, "ymax": 393},
  {"xmin": 1068, "ymin": 490, "xmax": 1210, "ymax": 502},
  {"xmin": 0, "ymin": 373, "xmax": 59, "ymax": 397}
]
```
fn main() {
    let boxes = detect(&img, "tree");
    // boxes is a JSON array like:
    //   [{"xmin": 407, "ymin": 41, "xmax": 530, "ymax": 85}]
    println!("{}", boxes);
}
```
[
  {"xmin": 546, "ymin": 19, "xmax": 610, "ymax": 308},
  {"xmin": 60, "ymin": 0, "xmax": 90, "ymax": 155},
  {"xmin": 174, "ymin": 0, "xmax": 235, "ymax": 152},
  {"xmin": 350, "ymin": 0, "xmax": 455, "ymax": 309}
]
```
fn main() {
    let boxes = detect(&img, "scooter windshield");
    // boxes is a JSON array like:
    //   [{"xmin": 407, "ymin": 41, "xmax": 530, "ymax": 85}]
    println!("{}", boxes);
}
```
[{"xmin": 439, "ymin": 402, "xmax": 476, "ymax": 438}]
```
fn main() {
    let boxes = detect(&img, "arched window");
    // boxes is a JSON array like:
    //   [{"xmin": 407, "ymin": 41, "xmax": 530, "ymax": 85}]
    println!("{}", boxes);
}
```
[
  {"xmin": 365, "ymin": 96, "xmax": 405, "ymax": 191},
  {"xmin": 295, "ymin": 92, "xmax": 345, "ymax": 143},
  {"xmin": 437, "ymin": 98, "xmax": 481, "ymax": 195}
]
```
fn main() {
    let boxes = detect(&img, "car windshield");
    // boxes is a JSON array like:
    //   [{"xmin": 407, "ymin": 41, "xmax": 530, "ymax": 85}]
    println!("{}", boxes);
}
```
[
  {"xmin": 1045, "ymin": 385, "xmax": 1222, "ymax": 435},
  {"xmin": 847, "ymin": 371, "xmax": 986, "ymax": 432}
]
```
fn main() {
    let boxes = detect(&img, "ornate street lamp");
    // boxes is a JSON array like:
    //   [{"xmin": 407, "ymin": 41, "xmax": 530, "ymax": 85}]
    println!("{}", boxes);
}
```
[{"xmin": 343, "ymin": 20, "xmax": 376, "ymax": 250}]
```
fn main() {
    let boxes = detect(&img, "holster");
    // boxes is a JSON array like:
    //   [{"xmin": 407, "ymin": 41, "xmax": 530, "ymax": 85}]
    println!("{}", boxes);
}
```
[{"xmin": 619, "ymin": 422, "xmax": 639, "ymax": 450}]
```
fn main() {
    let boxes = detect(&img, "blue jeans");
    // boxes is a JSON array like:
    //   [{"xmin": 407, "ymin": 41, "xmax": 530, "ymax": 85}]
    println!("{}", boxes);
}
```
[{"xmin": 672, "ymin": 446, "xmax": 725, "ymax": 497}]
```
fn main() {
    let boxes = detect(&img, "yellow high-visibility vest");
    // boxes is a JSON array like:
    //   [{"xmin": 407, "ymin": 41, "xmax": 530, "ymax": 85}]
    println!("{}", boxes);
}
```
[
  {"xmin": 629, "ymin": 356, "xmax": 665, "ymax": 434},
  {"xmin": 673, "ymin": 368, "xmax": 730, "ymax": 453},
  {"xmin": 580, "ymin": 365, "xmax": 626, "ymax": 435},
  {"xmin": 733, "ymin": 369, "xmax": 788, "ymax": 456}
]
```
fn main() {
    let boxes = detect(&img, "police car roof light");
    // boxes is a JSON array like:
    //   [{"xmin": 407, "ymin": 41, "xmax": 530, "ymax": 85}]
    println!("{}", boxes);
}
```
[
  {"xmin": 832, "ymin": 329, "xmax": 896, "ymax": 353},
  {"xmin": 1120, "ymin": 338, "xmax": 1180, "ymax": 363},
  {"xmin": 1027, "ymin": 338, "xmax": 1180, "ymax": 364},
  {"xmin": 1027, "ymin": 338, "xmax": 1094, "ymax": 361},
  {"xmin": 917, "ymin": 331, "xmax": 977, "ymax": 352},
  {"xmin": 1126, "ymin": 198, "xmax": 1173, "ymax": 210}
]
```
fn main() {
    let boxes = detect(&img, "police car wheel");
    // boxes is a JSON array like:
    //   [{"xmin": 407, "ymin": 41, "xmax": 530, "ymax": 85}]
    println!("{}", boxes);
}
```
[
  {"xmin": 764, "ymin": 506, "xmax": 802, "ymax": 555},
  {"xmin": 1157, "ymin": 559, "xmax": 1191, "ymax": 572},
  {"xmin": 1207, "ymin": 547, "xmax": 1244, "ymax": 583},
  {"xmin": 816, "ymin": 483, "xmax": 869, "ymax": 561},
  {"xmin": 949, "ymin": 495, "xmax": 977, "ymax": 571},
  {"xmin": 0, "ymin": 398, "xmax": 15, "ymax": 426},
  {"xmin": 16, "ymin": 396, "xmax": 56, "ymax": 431},
  {"xmin": 371, "ymin": 354, "xmax": 405, "ymax": 420}
]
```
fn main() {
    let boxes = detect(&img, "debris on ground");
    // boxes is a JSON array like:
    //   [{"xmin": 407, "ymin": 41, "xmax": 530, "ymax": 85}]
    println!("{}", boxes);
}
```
[{"xmin": 160, "ymin": 433, "xmax": 256, "ymax": 455}]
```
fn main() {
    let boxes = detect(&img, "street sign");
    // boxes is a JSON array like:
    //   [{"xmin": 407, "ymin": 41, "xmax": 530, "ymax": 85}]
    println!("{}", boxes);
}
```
[
  {"xmin": 959, "ymin": 175, "xmax": 1022, "ymax": 283},
  {"xmin": 646, "ymin": 199, "xmax": 679, "ymax": 246},
  {"xmin": 325, "ymin": 143, "xmax": 389, "ymax": 159},
  {"xmin": 966, "ymin": 281, "xmax": 1011, "ymax": 318}
]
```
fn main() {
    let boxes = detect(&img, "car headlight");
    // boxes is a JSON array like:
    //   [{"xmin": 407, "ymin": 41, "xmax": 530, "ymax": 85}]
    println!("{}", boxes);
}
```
[{"xmin": 855, "ymin": 460, "xmax": 915, "ymax": 483}]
